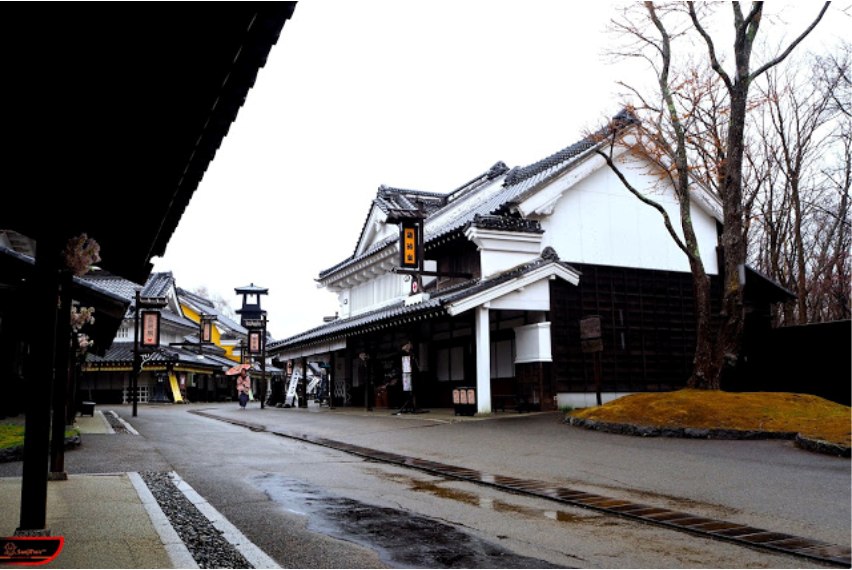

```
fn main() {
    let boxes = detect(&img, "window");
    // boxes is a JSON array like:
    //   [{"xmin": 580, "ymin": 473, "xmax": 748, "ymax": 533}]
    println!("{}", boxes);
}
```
[
  {"xmin": 436, "ymin": 346, "xmax": 465, "ymax": 382},
  {"xmin": 490, "ymin": 339, "xmax": 515, "ymax": 379}
]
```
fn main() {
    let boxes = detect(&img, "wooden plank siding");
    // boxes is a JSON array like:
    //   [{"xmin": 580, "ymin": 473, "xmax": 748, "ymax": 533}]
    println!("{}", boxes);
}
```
[{"xmin": 550, "ymin": 263, "xmax": 721, "ymax": 394}]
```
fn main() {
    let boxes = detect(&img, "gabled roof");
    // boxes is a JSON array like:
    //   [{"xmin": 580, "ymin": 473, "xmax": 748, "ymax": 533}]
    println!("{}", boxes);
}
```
[
  {"xmin": 316, "ymin": 111, "xmax": 634, "ymax": 283},
  {"xmin": 275, "ymin": 248, "xmax": 580, "ymax": 352},
  {"xmin": 176, "ymin": 287, "xmax": 248, "ymax": 336},
  {"xmin": 80, "ymin": 271, "xmax": 181, "ymax": 318},
  {"xmin": 375, "ymin": 186, "xmax": 447, "ymax": 222},
  {"xmin": 318, "ymin": 162, "xmax": 510, "ymax": 280}
]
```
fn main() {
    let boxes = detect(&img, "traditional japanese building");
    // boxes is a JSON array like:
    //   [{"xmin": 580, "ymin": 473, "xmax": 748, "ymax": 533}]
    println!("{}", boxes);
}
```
[
  {"xmin": 80, "ymin": 271, "xmax": 244, "ymax": 404},
  {"xmin": 269, "ymin": 113, "xmax": 791, "ymax": 413}
]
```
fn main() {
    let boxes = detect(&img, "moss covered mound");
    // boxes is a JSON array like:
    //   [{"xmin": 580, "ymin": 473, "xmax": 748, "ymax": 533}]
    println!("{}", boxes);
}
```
[{"xmin": 569, "ymin": 390, "xmax": 851, "ymax": 447}]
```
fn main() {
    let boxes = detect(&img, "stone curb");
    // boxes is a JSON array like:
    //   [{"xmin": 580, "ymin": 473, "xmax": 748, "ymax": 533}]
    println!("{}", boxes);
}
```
[
  {"xmin": 794, "ymin": 434, "xmax": 851, "ymax": 458},
  {"xmin": 0, "ymin": 434, "xmax": 81, "ymax": 463},
  {"xmin": 565, "ymin": 416, "xmax": 851, "ymax": 457}
]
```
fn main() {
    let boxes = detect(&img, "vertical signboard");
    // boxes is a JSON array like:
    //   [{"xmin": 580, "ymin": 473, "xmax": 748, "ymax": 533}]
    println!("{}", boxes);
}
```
[
  {"xmin": 141, "ymin": 311, "xmax": 160, "ymax": 347},
  {"xmin": 400, "ymin": 221, "xmax": 419, "ymax": 269},
  {"xmin": 202, "ymin": 321, "xmax": 212, "ymax": 343},
  {"xmin": 402, "ymin": 355, "xmax": 412, "ymax": 391},
  {"xmin": 249, "ymin": 331, "xmax": 262, "ymax": 354}
]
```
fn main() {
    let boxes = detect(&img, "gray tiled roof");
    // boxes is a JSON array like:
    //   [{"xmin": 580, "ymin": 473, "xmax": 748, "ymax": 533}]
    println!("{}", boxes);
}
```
[
  {"xmin": 274, "ymin": 248, "xmax": 579, "ymax": 352},
  {"xmin": 85, "ymin": 341, "xmax": 237, "ymax": 371},
  {"xmin": 141, "ymin": 272, "xmax": 175, "ymax": 298},
  {"xmin": 317, "ymin": 110, "xmax": 634, "ymax": 282},
  {"xmin": 374, "ymin": 186, "xmax": 446, "ymax": 221},
  {"xmin": 79, "ymin": 272, "xmax": 142, "ymax": 300},
  {"xmin": 81, "ymin": 270, "xmax": 176, "ymax": 304}
]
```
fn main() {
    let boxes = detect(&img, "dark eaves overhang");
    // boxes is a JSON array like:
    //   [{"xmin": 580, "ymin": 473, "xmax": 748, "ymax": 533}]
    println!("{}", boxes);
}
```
[
  {"xmin": 1, "ymin": 3, "xmax": 297, "ymax": 285},
  {"xmin": 0, "ymin": 245, "xmax": 130, "ymax": 356}
]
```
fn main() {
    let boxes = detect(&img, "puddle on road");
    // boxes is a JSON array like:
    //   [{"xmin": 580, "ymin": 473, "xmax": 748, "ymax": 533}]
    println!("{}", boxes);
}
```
[
  {"xmin": 370, "ymin": 469, "xmax": 619, "ymax": 527},
  {"xmin": 255, "ymin": 474, "xmax": 566, "ymax": 569}
]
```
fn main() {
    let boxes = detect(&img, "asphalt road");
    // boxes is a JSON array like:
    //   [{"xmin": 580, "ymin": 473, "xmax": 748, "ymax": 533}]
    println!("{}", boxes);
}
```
[{"xmin": 3, "ymin": 403, "xmax": 848, "ymax": 568}]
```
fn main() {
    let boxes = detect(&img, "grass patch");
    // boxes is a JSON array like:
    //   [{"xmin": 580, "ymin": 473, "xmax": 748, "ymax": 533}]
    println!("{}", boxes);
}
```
[
  {"xmin": 0, "ymin": 424, "xmax": 25, "ymax": 450},
  {"xmin": 0, "ymin": 424, "xmax": 81, "ymax": 450},
  {"xmin": 568, "ymin": 390, "xmax": 851, "ymax": 447}
]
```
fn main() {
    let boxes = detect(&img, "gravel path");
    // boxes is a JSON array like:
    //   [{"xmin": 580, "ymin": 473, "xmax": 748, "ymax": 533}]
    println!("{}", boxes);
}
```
[
  {"xmin": 138, "ymin": 470, "xmax": 253, "ymax": 569},
  {"xmin": 103, "ymin": 411, "xmax": 131, "ymax": 434}
]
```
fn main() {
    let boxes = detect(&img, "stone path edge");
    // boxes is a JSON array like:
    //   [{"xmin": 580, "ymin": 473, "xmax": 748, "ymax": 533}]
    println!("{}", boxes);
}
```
[{"xmin": 565, "ymin": 416, "xmax": 851, "ymax": 458}]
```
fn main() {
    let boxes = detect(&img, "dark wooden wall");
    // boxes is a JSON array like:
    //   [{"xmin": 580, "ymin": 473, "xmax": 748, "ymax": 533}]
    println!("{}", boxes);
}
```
[{"xmin": 550, "ymin": 263, "xmax": 718, "ymax": 394}]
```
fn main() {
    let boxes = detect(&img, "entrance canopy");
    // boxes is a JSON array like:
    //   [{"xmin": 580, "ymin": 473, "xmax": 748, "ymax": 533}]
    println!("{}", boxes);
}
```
[{"xmin": 269, "ymin": 249, "xmax": 581, "ymax": 360}]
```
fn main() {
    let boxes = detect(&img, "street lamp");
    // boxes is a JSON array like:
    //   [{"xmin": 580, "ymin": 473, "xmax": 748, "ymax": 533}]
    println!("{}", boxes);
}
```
[
  {"xmin": 132, "ymin": 291, "xmax": 167, "ymax": 417},
  {"xmin": 198, "ymin": 313, "xmax": 217, "ymax": 355},
  {"xmin": 244, "ymin": 315, "xmax": 268, "ymax": 410}
]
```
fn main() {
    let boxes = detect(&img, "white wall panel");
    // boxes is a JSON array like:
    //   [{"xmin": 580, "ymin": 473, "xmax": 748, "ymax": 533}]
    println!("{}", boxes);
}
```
[{"xmin": 540, "ymin": 154, "xmax": 719, "ymax": 275}]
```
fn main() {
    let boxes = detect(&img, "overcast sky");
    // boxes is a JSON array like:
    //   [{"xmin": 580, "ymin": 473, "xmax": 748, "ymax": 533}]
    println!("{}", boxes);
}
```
[{"xmin": 152, "ymin": 2, "xmax": 848, "ymax": 340}]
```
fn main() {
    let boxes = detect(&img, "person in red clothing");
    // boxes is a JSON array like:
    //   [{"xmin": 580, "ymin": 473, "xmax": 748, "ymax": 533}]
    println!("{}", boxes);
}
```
[{"xmin": 237, "ymin": 368, "xmax": 251, "ymax": 409}]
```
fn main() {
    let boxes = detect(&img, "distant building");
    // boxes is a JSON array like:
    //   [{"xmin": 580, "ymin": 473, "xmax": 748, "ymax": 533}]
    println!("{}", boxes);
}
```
[{"xmin": 81, "ymin": 271, "xmax": 246, "ymax": 404}]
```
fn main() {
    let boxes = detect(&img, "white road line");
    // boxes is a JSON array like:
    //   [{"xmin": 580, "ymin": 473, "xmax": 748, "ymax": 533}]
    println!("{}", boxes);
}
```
[
  {"xmin": 128, "ymin": 471, "xmax": 199, "ymax": 570},
  {"xmin": 109, "ymin": 411, "xmax": 140, "ymax": 435},
  {"xmin": 170, "ymin": 471, "xmax": 281, "ymax": 569}
]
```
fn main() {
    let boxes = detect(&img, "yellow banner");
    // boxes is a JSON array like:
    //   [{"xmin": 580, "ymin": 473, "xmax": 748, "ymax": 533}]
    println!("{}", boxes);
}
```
[{"xmin": 168, "ymin": 372, "xmax": 184, "ymax": 403}]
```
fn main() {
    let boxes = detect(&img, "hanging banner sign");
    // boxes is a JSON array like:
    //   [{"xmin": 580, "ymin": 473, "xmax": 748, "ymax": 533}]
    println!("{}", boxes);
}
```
[
  {"xmin": 202, "ymin": 321, "xmax": 212, "ymax": 343},
  {"xmin": 249, "ymin": 331, "xmax": 262, "ymax": 354},
  {"xmin": 284, "ymin": 368, "xmax": 300, "ymax": 407},
  {"xmin": 141, "ymin": 311, "xmax": 160, "ymax": 347},
  {"xmin": 400, "ymin": 221, "xmax": 419, "ymax": 268},
  {"xmin": 402, "ymin": 355, "xmax": 412, "ymax": 391}
]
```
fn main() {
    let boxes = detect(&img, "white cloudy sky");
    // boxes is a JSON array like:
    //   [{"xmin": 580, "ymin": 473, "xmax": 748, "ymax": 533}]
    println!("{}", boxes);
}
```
[{"xmin": 152, "ymin": 2, "xmax": 848, "ymax": 340}]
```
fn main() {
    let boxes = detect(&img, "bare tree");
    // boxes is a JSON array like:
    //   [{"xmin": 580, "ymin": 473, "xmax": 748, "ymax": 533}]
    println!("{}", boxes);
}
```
[
  {"xmin": 189, "ymin": 285, "xmax": 238, "ymax": 320},
  {"xmin": 748, "ymin": 44, "xmax": 850, "ymax": 325},
  {"xmin": 598, "ymin": 2, "xmax": 829, "ymax": 389}
]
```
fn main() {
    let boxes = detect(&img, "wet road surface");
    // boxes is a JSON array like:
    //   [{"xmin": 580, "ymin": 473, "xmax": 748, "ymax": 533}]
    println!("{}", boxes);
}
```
[
  {"xmin": 257, "ymin": 474, "xmax": 565, "ymax": 569},
  {"xmin": 202, "ymin": 409, "xmax": 852, "ymax": 567}
]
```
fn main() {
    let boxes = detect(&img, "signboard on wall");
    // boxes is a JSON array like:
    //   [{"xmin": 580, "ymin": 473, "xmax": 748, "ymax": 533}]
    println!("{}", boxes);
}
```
[{"xmin": 580, "ymin": 316, "xmax": 603, "ymax": 353}]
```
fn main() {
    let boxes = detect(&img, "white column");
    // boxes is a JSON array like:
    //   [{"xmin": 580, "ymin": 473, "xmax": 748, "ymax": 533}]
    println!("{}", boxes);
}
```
[{"xmin": 475, "ymin": 304, "xmax": 492, "ymax": 414}]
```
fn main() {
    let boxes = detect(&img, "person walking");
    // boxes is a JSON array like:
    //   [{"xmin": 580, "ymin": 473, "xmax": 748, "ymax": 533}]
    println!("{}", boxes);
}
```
[{"xmin": 237, "ymin": 368, "xmax": 251, "ymax": 410}]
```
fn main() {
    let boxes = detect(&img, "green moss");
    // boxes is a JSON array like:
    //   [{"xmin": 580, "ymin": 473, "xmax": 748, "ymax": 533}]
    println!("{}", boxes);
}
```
[
  {"xmin": 0, "ymin": 425, "xmax": 81, "ymax": 450},
  {"xmin": 0, "ymin": 424, "xmax": 25, "ymax": 450},
  {"xmin": 568, "ymin": 390, "xmax": 851, "ymax": 446}
]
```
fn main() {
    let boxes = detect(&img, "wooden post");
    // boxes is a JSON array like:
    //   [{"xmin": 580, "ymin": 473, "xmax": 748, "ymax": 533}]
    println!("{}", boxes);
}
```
[
  {"xmin": 50, "ymin": 271, "xmax": 73, "ymax": 479},
  {"xmin": 18, "ymin": 235, "xmax": 61, "ymax": 534},
  {"xmin": 580, "ymin": 316, "xmax": 604, "ymax": 407},
  {"xmin": 132, "ymin": 290, "xmax": 140, "ymax": 417}
]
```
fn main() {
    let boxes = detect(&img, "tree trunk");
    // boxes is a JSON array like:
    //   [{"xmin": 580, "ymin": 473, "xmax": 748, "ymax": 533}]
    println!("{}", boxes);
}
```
[{"xmin": 714, "ymin": 78, "xmax": 749, "ymax": 389}]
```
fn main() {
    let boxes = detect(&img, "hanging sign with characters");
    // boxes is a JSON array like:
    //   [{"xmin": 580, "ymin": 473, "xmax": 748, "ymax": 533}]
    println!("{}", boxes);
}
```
[
  {"xmin": 399, "ymin": 220, "xmax": 419, "ymax": 269},
  {"xmin": 141, "ymin": 311, "xmax": 160, "ymax": 347},
  {"xmin": 249, "ymin": 330, "xmax": 262, "ymax": 354}
]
